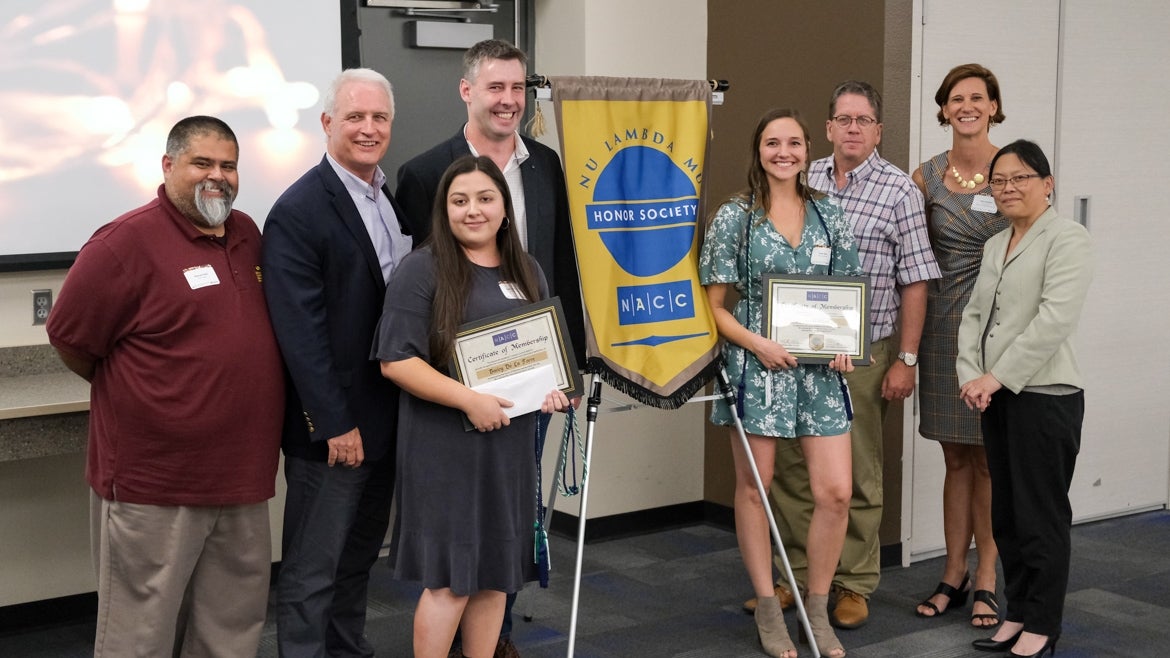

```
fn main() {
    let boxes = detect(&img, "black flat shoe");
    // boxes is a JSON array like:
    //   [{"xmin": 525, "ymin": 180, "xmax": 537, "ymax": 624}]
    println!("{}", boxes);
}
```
[
  {"xmin": 971, "ymin": 627, "xmax": 1022, "ymax": 652},
  {"xmin": 1009, "ymin": 633, "xmax": 1059, "ymax": 657},
  {"xmin": 915, "ymin": 571, "xmax": 970, "ymax": 617}
]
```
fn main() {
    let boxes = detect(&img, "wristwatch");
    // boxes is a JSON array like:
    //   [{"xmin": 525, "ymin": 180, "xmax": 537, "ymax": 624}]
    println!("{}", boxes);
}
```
[{"xmin": 897, "ymin": 351, "xmax": 918, "ymax": 367}]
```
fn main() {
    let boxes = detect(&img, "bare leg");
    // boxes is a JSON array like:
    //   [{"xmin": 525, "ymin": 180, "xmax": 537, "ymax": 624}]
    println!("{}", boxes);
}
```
[
  {"xmin": 970, "ymin": 445, "xmax": 999, "ymax": 626},
  {"xmin": 801, "ymin": 432, "xmax": 851, "ymax": 658},
  {"xmin": 414, "ymin": 588, "xmax": 468, "ymax": 658},
  {"xmin": 918, "ymin": 441, "xmax": 975, "ymax": 616},
  {"xmin": 459, "ymin": 591, "xmax": 507, "ymax": 658},
  {"xmin": 730, "ymin": 431, "xmax": 795, "ymax": 658},
  {"xmin": 729, "ymin": 431, "xmax": 779, "ymax": 599}
]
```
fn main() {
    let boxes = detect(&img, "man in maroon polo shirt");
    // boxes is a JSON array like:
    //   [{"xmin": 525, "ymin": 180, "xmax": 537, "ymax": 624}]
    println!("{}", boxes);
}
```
[{"xmin": 46, "ymin": 116, "xmax": 284, "ymax": 658}]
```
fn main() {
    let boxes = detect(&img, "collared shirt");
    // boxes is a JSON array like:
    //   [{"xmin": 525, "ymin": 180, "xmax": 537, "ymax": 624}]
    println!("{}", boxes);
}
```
[
  {"xmin": 808, "ymin": 150, "xmax": 940, "ymax": 340},
  {"xmin": 326, "ymin": 153, "xmax": 412, "ymax": 283},
  {"xmin": 46, "ymin": 186, "xmax": 284, "ymax": 505},
  {"xmin": 466, "ymin": 127, "xmax": 531, "ymax": 249}
]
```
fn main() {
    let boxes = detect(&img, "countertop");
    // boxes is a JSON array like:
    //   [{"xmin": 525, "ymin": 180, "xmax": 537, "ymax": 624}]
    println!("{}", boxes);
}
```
[
  {"xmin": 0, "ymin": 371, "xmax": 89, "ymax": 420},
  {"xmin": 0, "ymin": 345, "xmax": 89, "ymax": 461}
]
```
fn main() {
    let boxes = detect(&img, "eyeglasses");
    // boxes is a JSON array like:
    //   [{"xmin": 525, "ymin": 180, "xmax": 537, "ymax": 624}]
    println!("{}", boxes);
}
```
[
  {"xmin": 831, "ymin": 115, "xmax": 878, "ymax": 128},
  {"xmin": 988, "ymin": 173, "xmax": 1043, "ymax": 190}
]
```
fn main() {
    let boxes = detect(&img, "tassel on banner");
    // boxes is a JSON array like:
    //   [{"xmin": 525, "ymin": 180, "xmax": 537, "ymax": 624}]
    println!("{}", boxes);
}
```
[{"xmin": 525, "ymin": 99, "xmax": 546, "ymax": 138}]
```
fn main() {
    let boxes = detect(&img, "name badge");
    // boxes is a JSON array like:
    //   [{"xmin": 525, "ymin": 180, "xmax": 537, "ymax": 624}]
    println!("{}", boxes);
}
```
[
  {"xmin": 183, "ymin": 265, "xmax": 220, "ymax": 290},
  {"xmin": 811, "ymin": 245, "xmax": 832, "ymax": 266},
  {"xmin": 971, "ymin": 194, "xmax": 998, "ymax": 214},
  {"xmin": 498, "ymin": 281, "xmax": 527, "ymax": 300}
]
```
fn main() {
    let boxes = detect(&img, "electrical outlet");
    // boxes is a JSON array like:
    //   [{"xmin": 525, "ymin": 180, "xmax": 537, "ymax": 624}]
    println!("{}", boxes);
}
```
[{"xmin": 32, "ymin": 289, "xmax": 52, "ymax": 326}]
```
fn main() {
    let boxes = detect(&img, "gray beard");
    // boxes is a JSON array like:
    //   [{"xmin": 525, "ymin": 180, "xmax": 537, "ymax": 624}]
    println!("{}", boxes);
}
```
[{"xmin": 194, "ymin": 181, "xmax": 234, "ymax": 227}]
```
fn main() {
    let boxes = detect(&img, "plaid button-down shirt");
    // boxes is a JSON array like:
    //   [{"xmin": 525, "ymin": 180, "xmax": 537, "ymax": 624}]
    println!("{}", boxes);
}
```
[{"xmin": 809, "ymin": 150, "xmax": 940, "ymax": 341}]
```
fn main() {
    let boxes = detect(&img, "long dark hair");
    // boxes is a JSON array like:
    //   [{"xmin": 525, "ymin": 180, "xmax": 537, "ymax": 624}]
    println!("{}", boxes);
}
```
[
  {"xmin": 427, "ymin": 155, "xmax": 541, "ymax": 366},
  {"xmin": 733, "ymin": 108, "xmax": 818, "ymax": 223}
]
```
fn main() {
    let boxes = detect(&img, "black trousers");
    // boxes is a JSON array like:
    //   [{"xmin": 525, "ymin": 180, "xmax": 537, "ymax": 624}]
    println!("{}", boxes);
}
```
[{"xmin": 981, "ymin": 389, "xmax": 1083, "ymax": 637}]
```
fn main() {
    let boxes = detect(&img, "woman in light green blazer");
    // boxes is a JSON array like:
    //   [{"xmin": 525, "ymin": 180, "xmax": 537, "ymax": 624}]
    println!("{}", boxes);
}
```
[{"xmin": 956, "ymin": 140, "xmax": 1092, "ymax": 658}]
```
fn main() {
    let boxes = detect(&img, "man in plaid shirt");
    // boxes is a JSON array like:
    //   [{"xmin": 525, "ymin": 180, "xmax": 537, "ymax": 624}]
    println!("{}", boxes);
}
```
[{"xmin": 771, "ymin": 80, "xmax": 940, "ymax": 629}]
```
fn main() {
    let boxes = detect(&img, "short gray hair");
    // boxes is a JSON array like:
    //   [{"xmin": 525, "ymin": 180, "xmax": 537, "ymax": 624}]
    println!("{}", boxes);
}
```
[
  {"xmin": 323, "ymin": 68, "xmax": 395, "ymax": 119},
  {"xmin": 828, "ymin": 80, "xmax": 883, "ymax": 123}
]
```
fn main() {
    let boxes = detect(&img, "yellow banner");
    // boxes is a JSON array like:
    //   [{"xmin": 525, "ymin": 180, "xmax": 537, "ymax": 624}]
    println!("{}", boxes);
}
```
[{"xmin": 552, "ymin": 77, "xmax": 719, "ymax": 408}]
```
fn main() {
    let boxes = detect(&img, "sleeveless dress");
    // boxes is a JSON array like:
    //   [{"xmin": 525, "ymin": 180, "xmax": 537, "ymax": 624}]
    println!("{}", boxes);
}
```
[{"xmin": 918, "ymin": 152, "xmax": 1009, "ymax": 444}]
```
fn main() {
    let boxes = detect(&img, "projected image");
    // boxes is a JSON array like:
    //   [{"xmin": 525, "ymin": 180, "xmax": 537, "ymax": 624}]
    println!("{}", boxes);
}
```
[{"xmin": 0, "ymin": 0, "xmax": 340, "ymax": 261}]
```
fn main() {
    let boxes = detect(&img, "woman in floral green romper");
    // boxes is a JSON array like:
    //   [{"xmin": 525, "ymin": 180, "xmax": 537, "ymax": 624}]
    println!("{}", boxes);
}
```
[{"xmin": 700, "ymin": 109, "xmax": 862, "ymax": 658}]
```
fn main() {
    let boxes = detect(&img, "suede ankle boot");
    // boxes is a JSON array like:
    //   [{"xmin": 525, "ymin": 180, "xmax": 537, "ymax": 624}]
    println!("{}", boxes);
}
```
[
  {"xmin": 755, "ymin": 595, "xmax": 796, "ymax": 657},
  {"xmin": 806, "ymin": 593, "xmax": 846, "ymax": 657}
]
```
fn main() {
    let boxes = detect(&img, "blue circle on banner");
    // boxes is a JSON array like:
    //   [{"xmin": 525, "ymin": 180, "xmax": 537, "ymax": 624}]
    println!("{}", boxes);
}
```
[{"xmin": 593, "ymin": 146, "xmax": 697, "ymax": 277}]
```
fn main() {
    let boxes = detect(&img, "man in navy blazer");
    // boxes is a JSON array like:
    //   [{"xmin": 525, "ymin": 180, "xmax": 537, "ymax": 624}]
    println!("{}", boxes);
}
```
[
  {"xmin": 263, "ymin": 68, "xmax": 412, "ymax": 657},
  {"xmin": 395, "ymin": 39, "xmax": 584, "ymax": 658}
]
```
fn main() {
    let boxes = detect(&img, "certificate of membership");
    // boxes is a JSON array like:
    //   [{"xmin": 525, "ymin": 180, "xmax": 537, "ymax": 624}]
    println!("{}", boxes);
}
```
[
  {"xmin": 761, "ymin": 273, "xmax": 872, "ymax": 365},
  {"xmin": 450, "ymin": 297, "xmax": 583, "ymax": 411}
]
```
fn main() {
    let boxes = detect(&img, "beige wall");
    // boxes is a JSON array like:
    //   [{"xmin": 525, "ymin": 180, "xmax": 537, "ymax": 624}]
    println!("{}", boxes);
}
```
[
  {"xmin": 0, "ymin": 273, "xmax": 88, "ymax": 604},
  {"xmin": 537, "ymin": 0, "xmax": 707, "ymax": 79},
  {"xmin": 882, "ymin": 0, "xmax": 915, "ymax": 172},
  {"xmin": 534, "ymin": 0, "xmax": 710, "ymax": 519},
  {"xmin": 0, "ymin": 271, "xmax": 66, "ymax": 348},
  {"xmin": 0, "ymin": 454, "xmax": 89, "ymax": 606}
]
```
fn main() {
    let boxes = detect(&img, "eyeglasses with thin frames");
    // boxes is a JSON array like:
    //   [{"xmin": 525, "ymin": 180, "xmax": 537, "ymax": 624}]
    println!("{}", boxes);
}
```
[
  {"xmin": 831, "ymin": 115, "xmax": 878, "ymax": 128},
  {"xmin": 988, "ymin": 173, "xmax": 1043, "ymax": 191}
]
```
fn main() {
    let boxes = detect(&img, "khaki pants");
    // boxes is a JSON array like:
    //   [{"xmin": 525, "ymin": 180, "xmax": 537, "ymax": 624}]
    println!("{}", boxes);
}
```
[
  {"xmin": 771, "ymin": 336, "xmax": 893, "ymax": 596},
  {"xmin": 91, "ymin": 492, "xmax": 271, "ymax": 657}
]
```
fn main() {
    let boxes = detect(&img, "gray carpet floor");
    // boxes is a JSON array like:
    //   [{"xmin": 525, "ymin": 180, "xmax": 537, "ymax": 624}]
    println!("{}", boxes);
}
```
[{"xmin": 2, "ymin": 510, "xmax": 1167, "ymax": 656}]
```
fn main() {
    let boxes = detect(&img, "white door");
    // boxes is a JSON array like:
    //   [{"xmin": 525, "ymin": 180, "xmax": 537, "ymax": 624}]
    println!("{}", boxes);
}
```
[
  {"xmin": 909, "ymin": 0, "xmax": 1170, "ymax": 563},
  {"xmin": 1053, "ymin": 0, "xmax": 1170, "ymax": 521}
]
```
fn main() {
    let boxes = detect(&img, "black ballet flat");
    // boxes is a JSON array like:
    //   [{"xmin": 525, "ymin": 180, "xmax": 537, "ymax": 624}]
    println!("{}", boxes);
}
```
[
  {"xmin": 915, "ymin": 571, "xmax": 970, "ymax": 617},
  {"xmin": 972, "ymin": 627, "xmax": 1022, "ymax": 652},
  {"xmin": 1009, "ymin": 633, "xmax": 1059, "ymax": 658}
]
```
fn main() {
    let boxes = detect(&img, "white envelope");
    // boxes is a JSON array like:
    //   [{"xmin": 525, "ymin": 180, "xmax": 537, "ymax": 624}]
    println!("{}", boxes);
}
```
[{"xmin": 470, "ymin": 363, "xmax": 558, "ymax": 419}]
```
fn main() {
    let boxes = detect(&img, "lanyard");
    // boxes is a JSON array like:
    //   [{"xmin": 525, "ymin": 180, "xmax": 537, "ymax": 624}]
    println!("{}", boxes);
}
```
[{"xmin": 735, "ymin": 198, "xmax": 845, "ymax": 419}]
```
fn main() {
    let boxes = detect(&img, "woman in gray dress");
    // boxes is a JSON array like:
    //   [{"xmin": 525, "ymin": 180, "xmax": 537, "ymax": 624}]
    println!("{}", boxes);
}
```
[
  {"xmin": 911, "ymin": 64, "xmax": 1009, "ymax": 627},
  {"xmin": 374, "ymin": 156, "xmax": 570, "ymax": 658}
]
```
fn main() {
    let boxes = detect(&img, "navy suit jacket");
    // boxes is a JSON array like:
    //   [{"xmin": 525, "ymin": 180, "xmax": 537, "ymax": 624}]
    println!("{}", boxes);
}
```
[
  {"xmin": 262, "ymin": 156, "xmax": 405, "ymax": 463},
  {"xmin": 395, "ymin": 129, "xmax": 586, "ymax": 363}
]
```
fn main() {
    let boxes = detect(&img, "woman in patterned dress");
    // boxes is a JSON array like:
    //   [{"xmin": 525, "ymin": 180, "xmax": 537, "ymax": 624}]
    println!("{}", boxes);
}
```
[
  {"xmin": 911, "ymin": 64, "xmax": 1009, "ymax": 628},
  {"xmin": 700, "ymin": 109, "xmax": 862, "ymax": 658}
]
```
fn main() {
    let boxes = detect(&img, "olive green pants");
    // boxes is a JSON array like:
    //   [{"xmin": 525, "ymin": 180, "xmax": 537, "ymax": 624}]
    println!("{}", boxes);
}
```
[{"xmin": 770, "ymin": 336, "xmax": 894, "ymax": 596}]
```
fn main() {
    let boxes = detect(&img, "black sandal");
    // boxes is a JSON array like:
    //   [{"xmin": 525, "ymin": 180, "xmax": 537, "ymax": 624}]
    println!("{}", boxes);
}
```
[
  {"xmin": 970, "ymin": 589, "xmax": 1001, "ymax": 628},
  {"xmin": 915, "ymin": 572, "xmax": 970, "ymax": 617}
]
